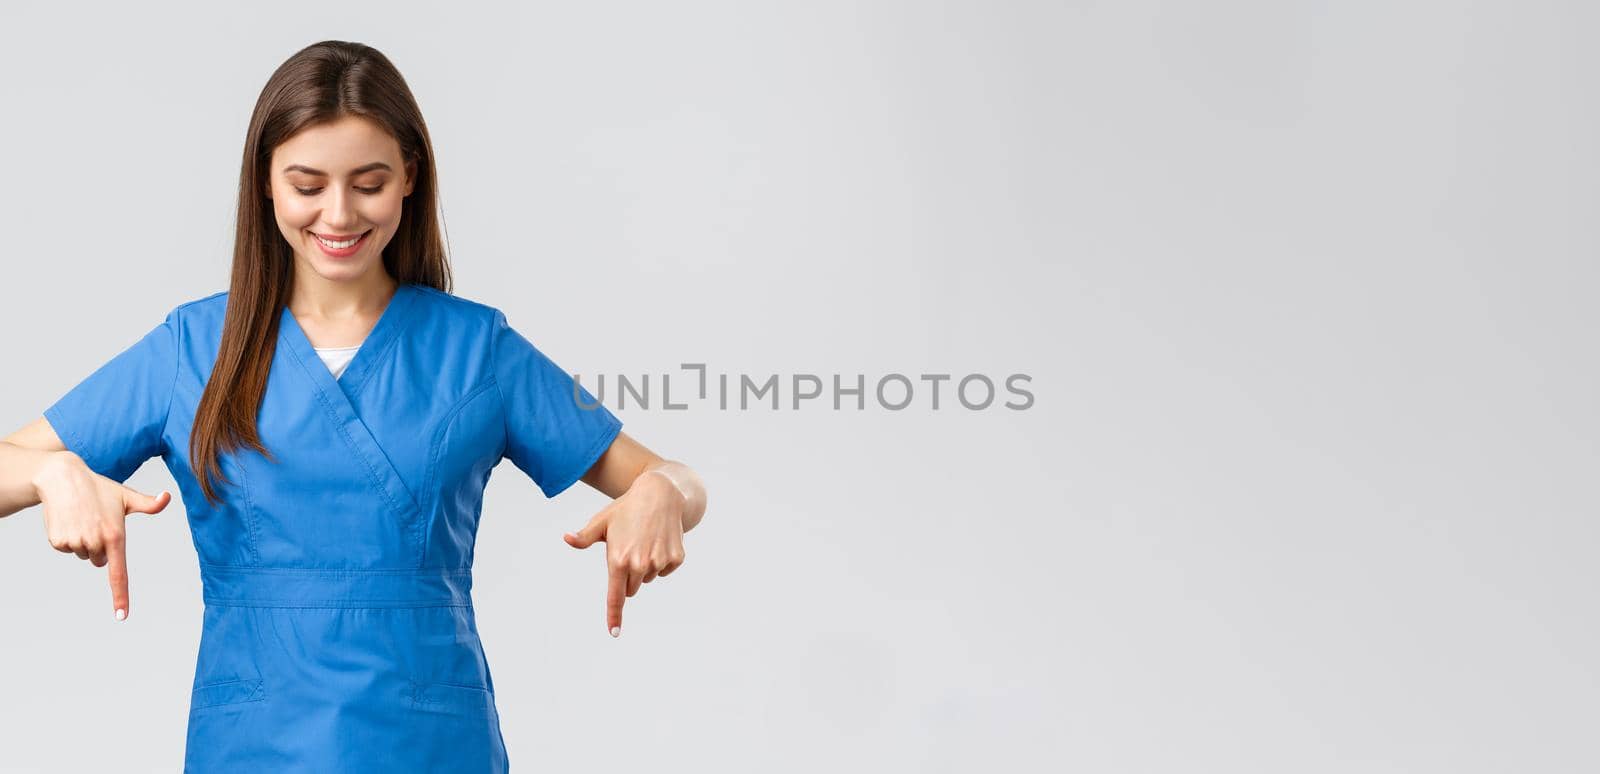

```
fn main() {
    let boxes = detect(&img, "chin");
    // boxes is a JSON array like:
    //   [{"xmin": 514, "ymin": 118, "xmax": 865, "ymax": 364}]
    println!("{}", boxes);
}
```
[{"xmin": 302, "ymin": 256, "xmax": 382, "ymax": 283}]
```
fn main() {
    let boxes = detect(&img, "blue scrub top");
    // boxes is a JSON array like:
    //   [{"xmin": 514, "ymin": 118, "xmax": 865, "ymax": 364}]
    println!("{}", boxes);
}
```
[{"xmin": 43, "ymin": 282, "xmax": 623, "ymax": 772}]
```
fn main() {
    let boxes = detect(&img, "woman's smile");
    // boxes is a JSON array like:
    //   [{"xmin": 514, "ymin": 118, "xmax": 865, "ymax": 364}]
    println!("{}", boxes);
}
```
[{"xmin": 310, "ymin": 228, "xmax": 371, "ymax": 258}]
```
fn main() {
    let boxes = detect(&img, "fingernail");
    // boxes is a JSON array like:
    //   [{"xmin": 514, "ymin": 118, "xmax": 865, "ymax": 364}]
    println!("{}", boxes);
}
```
[
  {"xmin": 115, "ymin": 608, "xmax": 126, "ymax": 622},
  {"xmin": 609, "ymin": 626, "xmax": 620, "ymax": 637}
]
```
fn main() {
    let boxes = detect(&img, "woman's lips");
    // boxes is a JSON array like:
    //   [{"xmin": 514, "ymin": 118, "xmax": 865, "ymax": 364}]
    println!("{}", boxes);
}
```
[{"xmin": 310, "ymin": 229, "xmax": 371, "ymax": 258}]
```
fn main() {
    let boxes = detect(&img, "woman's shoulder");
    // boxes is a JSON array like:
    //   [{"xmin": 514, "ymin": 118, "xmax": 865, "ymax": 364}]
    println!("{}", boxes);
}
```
[
  {"xmin": 174, "ymin": 288, "xmax": 230, "ymax": 312},
  {"xmin": 158, "ymin": 289, "xmax": 230, "ymax": 332},
  {"xmin": 406, "ymin": 283, "xmax": 508, "ymax": 328},
  {"xmin": 409, "ymin": 283, "xmax": 495, "ymax": 311}
]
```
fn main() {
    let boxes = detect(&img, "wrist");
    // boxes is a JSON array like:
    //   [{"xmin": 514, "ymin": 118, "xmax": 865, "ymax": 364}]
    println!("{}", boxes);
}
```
[
  {"xmin": 29, "ymin": 449, "xmax": 79, "ymax": 499},
  {"xmin": 641, "ymin": 461, "xmax": 706, "ymax": 530}
]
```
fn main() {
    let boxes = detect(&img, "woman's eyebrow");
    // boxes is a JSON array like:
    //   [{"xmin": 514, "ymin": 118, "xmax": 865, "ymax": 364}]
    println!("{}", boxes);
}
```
[{"xmin": 281, "ymin": 162, "xmax": 392, "ymax": 176}]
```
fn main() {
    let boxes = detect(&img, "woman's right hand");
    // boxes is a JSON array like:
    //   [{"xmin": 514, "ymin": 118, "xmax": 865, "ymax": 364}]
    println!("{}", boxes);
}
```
[{"xmin": 31, "ymin": 451, "xmax": 172, "ymax": 621}]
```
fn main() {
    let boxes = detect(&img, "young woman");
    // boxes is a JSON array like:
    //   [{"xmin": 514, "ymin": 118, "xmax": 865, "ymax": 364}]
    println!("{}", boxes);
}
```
[{"xmin": 0, "ymin": 40, "xmax": 706, "ymax": 772}]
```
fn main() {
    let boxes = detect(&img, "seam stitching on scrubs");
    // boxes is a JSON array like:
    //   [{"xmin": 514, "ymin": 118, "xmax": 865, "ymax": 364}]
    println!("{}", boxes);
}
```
[
  {"xmin": 419, "ymin": 381, "xmax": 499, "ymax": 567},
  {"xmin": 158, "ymin": 306, "xmax": 183, "ymax": 459},
  {"xmin": 45, "ymin": 405, "xmax": 94, "ymax": 475},
  {"xmin": 488, "ymin": 310, "xmax": 513, "ymax": 477},
  {"xmin": 345, "ymin": 284, "xmax": 417, "ymax": 401},
  {"xmin": 280, "ymin": 325, "xmax": 414, "ymax": 522},
  {"xmin": 408, "ymin": 681, "xmax": 495, "ymax": 713},
  {"xmin": 417, "ymin": 678, "xmax": 493, "ymax": 692},
  {"xmin": 202, "ymin": 602, "xmax": 471, "ymax": 609},
  {"xmin": 194, "ymin": 678, "xmax": 255, "ymax": 687},
  {"xmin": 198, "ymin": 564, "xmax": 473, "ymax": 574},
  {"xmin": 229, "ymin": 441, "xmax": 262, "ymax": 565},
  {"xmin": 160, "ymin": 293, "xmax": 222, "ymax": 464},
  {"xmin": 190, "ymin": 678, "xmax": 266, "ymax": 708}
]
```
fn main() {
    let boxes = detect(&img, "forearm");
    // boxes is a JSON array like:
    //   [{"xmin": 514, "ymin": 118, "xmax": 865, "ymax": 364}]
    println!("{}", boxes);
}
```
[
  {"xmin": 0, "ymin": 442, "xmax": 68, "ymax": 518},
  {"xmin": 642, "ymin": 459, "xmax": 707, "ymax": 532}
]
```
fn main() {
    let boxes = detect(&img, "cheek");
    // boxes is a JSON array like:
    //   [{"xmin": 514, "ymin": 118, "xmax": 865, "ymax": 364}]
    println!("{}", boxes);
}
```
[
  {"xmin": 370, "ymin": 193, "xmax": 406, "ymax": 225},
  {"xmin": 271, "ymin": 195, "xmax": 317, "ymax": 227}
]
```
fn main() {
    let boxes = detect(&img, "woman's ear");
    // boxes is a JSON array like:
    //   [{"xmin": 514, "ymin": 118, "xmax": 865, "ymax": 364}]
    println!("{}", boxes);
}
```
[{"xmin": 404, "ymin": 158, "xmax": 417, "ymax": 197}]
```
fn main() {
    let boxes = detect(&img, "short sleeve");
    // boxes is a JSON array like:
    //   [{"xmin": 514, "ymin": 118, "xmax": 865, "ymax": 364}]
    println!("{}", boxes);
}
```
[
  {"xmin": 43, "ymin": 307, "xmax": 181, "ymax": 483},
  {"xmin": 490, "ymin": 309, "xmax": 623, "ymax": 498}
]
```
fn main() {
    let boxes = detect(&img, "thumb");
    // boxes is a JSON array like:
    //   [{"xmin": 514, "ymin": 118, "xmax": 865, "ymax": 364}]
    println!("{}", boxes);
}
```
[
  {"xmin": 123, "ymin": 488, "xmax": 172, "ymax": 517},
  {"xmin": 564, "ymin": 509, "xmax": 610, "ymax": 549}
]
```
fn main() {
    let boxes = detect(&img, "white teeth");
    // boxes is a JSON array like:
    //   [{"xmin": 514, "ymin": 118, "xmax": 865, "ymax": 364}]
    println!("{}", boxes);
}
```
[{"xmin": 314, "ymin": 232, "xmax": 363, "ymax": 249}]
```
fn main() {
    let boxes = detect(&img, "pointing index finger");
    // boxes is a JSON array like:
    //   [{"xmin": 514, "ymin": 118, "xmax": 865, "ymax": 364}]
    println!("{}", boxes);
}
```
[
  {"xmin": 107, "ymin": 534, "xmax": 129, "ymax": 622},
  {"xmin": 607, "ymin": 561, "xmax": 625, "ymax": 637}
]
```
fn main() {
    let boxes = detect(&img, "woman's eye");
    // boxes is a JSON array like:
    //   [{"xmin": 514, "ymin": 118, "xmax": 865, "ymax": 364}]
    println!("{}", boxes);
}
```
[{"xmin": 292, "ymin": 186, "xmax": 384, "ymax": 195}]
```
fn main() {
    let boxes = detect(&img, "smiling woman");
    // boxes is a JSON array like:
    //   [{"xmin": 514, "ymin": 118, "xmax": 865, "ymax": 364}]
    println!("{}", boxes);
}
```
[
  {"xmin": 268, "ymin": 119, "xmax": 415, "ymax": 273},
  {"xmin": 1, "ymin": 38, "xmax": 706, "ymax": 773}
]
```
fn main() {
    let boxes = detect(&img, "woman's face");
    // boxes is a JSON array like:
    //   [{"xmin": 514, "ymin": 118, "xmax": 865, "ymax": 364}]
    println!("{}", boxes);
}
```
[{"xmin": 266, "ymin": 115, "xmax": 416, "ymax": 284}]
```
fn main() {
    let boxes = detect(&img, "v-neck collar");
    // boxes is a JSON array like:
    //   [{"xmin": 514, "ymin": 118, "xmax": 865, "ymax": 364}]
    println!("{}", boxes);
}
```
[
  {"xmin": 278, "ymin": 283, "xmax": 419, "ymax": 401},
  {"xmin": 275, "ymin": 281, "xmax": 423, "ymax": 520}
]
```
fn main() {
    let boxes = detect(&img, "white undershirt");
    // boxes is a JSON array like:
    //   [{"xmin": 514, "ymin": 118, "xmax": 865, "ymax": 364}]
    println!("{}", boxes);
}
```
[{"xmin": 311, "ymin": 343, "xmax": 362, "ymax": 380}]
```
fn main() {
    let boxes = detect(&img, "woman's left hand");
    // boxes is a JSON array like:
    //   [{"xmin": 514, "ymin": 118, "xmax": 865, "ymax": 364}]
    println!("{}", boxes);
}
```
[{"xmin": 563, "ymin": 471, "xmax": 687, "ymax": 638}]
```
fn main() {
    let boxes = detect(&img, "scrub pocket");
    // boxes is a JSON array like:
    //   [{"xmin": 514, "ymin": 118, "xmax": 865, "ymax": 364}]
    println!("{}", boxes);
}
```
[
  {"xmin": 191, "ymin": 677, "xmax": 267, "ymax": 710},
  {"xmin": 408, "ymin": 679, "xmax": 496, "ymax": 717},
  {"xmin": 189, "ymin": 606, "xmax": 268, "ymax": 713}
]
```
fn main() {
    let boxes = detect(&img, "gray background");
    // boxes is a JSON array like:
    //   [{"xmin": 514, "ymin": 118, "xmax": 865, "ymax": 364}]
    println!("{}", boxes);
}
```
[{"xmin": 1, "ymin": 1, "xmax": 1595, "ymax": 771}]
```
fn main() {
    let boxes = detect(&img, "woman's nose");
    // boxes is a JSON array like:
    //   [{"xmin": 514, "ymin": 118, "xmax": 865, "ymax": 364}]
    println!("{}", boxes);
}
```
[{"xmin": 323, "ymin": 187, "xmax": 359, "ymax": 228}]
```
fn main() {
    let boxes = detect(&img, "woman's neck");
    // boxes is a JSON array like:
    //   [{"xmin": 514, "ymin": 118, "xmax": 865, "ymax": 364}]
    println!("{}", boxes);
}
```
[{"xmin": 289, "ymin": 271, "xmax": 399, "ymax": 322}]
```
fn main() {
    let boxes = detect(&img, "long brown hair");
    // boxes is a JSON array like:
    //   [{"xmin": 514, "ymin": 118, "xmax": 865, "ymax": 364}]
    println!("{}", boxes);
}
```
[{"xmin": 190, "ymin": 40, "xmax": 453, "ymax": 506}]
